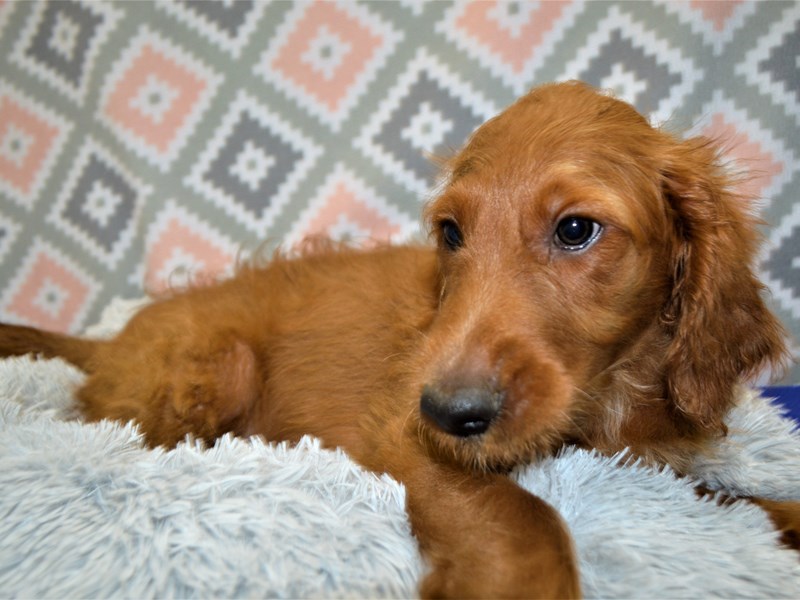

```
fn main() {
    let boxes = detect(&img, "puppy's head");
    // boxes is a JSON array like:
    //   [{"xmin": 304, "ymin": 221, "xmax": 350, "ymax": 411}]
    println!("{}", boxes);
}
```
[{"xmin": 417, "ymin": 81, "xmax": 787, "ymax": 472}]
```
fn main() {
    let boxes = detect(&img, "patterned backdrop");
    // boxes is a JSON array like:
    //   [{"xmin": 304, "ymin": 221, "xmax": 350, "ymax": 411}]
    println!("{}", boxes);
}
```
[{"xmin": 0, "ymin": 0, "xmax": 798, "ymax": 382}]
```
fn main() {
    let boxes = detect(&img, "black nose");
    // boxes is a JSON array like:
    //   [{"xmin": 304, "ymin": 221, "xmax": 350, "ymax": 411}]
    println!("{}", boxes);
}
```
[{"xmin": 420, "ymin": 385, "xmax": 503, "ymax": 437}]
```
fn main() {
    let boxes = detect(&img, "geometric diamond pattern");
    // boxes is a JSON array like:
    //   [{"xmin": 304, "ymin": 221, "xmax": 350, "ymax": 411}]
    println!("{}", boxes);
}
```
[
  {"xmin": 562, "ymin": 5, "xmax": 701, "ymax": 121},
  {"xmin": 0, "ymin": 1, "xmax": 797, "ymax": 381},
  {"xmin": 437, "ymin": 1, "xmax": 581, "ymax": 95},
  {"xmin": 257, "ymin": 1, "xmax": 401, "ymax": 131},
  {"xmin": 99, "ymin": 27, "xmax": 221, "ymax": 170},
  {"xmin": 285, "ymin": 163, "xmax": 417, "ymax": 250},
  {"xmin": 0, "ymin": 238, "xmax": 99, "ymax": 332},
  {"xmin": 663, "ymin": 1, "xmax": 757, "ymax": 56},
  {"xmin": 690, "ymin": 93, "xmax": 797, "ymax": 207},
  {"xmin": 186, "ymin": 91, "xmax": 321, "ymax": 237},
  {"xmin": 11, "ymin": 0, "xmax": 121, "ymax": 104},
  {"xmin": 0, "ymin": 84, "xmax": 71, "ymax": 209},
  {"xmin": 738, "ymin": 3, "xmax": 800, "ymax": 126},
  {"xmin": 356, "ymin": 50, "xmax": 496, "ymax": 196},
  {"xmin": 156, "ymin": 0, "xmax": 267, "ymax": 59},
  {"xmin": 48, "ymin": 139, "xmax": 148, "ymax": 269},
  {"xmin": 141, "ymin": 201, "xmax": 239, "ymax": 294}
]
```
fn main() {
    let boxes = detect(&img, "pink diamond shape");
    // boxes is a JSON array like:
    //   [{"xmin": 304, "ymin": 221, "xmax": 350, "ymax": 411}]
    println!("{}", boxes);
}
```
[
  {"xmin": 0, "ymin": 95, "xmax": 60, "ymax": 197},
  {"xmin": 6, "ymin": 248, "xmax": 93, "ymax": 332},
  {"xmin": 145, "ymin": 217, "xmax": 236, "ymax": 293},
  {"xmin": 454, "ymin": 1, "xmax": 568, "ymax": 74},
  {"xmin": 270, "ymin": 2, "xmax": 383, "ymax": 113},
  {"xmin": 103, "ymin": 43, "xmax": 207, "ymax": 154},
  {"xmin": 302, "ymin": 179, "xmax": 402, "ymax": 243}
]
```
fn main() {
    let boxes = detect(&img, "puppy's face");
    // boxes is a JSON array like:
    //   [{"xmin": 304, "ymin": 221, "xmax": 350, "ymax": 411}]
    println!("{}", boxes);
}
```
[{"xmin": 416, "ymin": 82, "xmax": 785, "ymax": 472}]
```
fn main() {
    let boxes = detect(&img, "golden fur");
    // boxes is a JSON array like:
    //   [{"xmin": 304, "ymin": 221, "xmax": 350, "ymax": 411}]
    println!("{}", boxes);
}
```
[{"xmin": 1, "ymin": 82, "xmax": 796, "ymax": 598}]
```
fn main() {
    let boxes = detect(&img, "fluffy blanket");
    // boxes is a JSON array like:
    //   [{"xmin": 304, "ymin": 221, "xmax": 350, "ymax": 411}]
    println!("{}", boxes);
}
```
[{"xmin": 1, "ymin": 299, "xmax": 799, "ymax": 598}]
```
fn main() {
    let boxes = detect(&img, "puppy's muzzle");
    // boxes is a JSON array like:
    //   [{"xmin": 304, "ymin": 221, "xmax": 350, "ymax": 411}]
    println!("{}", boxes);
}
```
[{"xmin": 420, "ymin": 385, "xmax": 504, "ymax": 437}]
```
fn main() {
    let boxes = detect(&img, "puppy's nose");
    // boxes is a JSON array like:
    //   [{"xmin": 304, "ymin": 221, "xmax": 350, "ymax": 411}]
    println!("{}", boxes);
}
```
[{"xmin": 420, "ymin": 385, "xmax": 503, "ymax": 437}]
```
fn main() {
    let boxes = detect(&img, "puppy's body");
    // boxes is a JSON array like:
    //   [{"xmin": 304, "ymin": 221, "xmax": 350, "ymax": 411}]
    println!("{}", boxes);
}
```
[
  {"xmin": 73, "ymin": 245, "xmax": 438, "ymax": 460},
  {"xmin": 1, "ymin": 82, "xmax": 796, "ymax": 598},
  {"xmin": 3, "ymin": 245, "xmax": 579, "ymax": 598}
]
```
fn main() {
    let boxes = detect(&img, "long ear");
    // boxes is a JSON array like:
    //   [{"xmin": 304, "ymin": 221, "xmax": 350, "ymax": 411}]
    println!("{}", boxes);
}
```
[{"xmin": 660, "ymin": 136, "xmax": 788, "ymax": 434}]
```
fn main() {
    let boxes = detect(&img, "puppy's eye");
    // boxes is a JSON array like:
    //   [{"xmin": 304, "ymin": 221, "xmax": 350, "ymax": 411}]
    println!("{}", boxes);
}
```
[
  {"xmin": 554, "ymin": 216, "xmax": 602, "ymax": 251},
  {"xmin": 440, "ymin": 219, "xmax": 463, "ymax": 251}
]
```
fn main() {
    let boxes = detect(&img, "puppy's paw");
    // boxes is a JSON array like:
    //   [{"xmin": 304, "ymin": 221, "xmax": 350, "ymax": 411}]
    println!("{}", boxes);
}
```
[{"xmin": 419, "ymin": 557, "xmax": 580, "ymax": 600}]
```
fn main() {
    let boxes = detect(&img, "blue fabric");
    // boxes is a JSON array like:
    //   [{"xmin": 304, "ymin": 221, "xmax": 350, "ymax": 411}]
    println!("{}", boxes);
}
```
[{"xmin": 761, "ymin": 386, "xmax": 800, "ymax": 425}]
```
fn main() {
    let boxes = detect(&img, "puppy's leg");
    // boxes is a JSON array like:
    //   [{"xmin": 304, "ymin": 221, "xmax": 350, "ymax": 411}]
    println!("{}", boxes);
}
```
[
  {"xmin": 415, "ymin": 471, "xmax": 579, "ymax": 599},
  {"xmin": 374, "ymin": 445, "xmax": 580, "ymax": 599},
  {"xmin": 77, "ymin": 303, "xmax": 263, "ymax": 447}
]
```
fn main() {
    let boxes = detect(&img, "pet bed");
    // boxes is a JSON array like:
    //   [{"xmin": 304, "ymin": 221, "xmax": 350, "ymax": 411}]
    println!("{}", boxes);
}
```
[{"xmin": 1, "ymin": 298, "xmax": 799, "ymax": 598}]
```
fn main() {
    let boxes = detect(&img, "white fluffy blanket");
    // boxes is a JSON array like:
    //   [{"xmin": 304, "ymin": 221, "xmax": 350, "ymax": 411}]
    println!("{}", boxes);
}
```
[{"xmin": 1, "ymin": 299, "xmax": 799, "ymax": 598}]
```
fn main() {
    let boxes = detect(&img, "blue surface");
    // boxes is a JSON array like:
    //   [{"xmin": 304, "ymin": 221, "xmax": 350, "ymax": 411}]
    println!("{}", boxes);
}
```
[{"xmin": 761, "ymin": 386, "xmax": 800, "ymax": 425}]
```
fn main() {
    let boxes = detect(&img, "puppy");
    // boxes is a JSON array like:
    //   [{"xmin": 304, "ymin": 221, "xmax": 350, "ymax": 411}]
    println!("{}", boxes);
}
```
[{"xmin": 1, "ymin": 81, "xmax": 796, "ymax": 598}]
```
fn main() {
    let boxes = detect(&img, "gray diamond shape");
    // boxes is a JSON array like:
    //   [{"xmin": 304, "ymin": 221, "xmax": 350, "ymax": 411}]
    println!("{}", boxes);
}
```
[
  {"xmin": 62, "ymin": 154, "xmax": 136, "ymax": 253},
  {"xmin": 204, "ymin": 114, "xmax": 302, "ymax": 218},
  {"xmin": 374, "ymin": 73, "xmax": 485, "ymax": 187},
  {"xmin": 25, "ymin": 0, "xmax": 103, "ymax": 89}
]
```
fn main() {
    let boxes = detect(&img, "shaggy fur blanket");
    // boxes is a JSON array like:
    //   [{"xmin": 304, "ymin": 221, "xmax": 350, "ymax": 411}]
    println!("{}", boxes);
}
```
[{"xmin": 1, "ymin": 298, "xmax": 799, "ymax": 598}]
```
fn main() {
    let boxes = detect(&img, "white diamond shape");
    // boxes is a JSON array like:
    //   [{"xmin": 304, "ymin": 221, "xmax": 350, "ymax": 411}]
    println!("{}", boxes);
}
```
[
  {"xmin": 11, "ymin": 1, "xmax": 123, "ymax": 104},
  {"xmin": 49, "ymin": 11, "xmax": 81, "ymax": 62},
  {"xmin": 230, "ymin": 140, "xmax": 276, "ymax": 193},
  {"xmin": 32, "ymin": 277, "xmax": 68, "ymax": 319},
  {"xmin": 301, "ymin": 25, "xmax": 352, "ymax": 82},
  {"xmin": 256, "ymin": 2, "xmax": 401, "ymax": 131},
  {"xmin": 129, "ymin": 74, "xmax": 180, "ymax": 126},
  {"xmin": 401, "ymin": 101, "xmax": 454, "ymax": 155},
  {"xmin": 0, "ymin": 123, "xmax": 34, "ymax": 168},
  {"xmin": 83, "ymin": 179, "xmax": 123, "ymax": 228}
]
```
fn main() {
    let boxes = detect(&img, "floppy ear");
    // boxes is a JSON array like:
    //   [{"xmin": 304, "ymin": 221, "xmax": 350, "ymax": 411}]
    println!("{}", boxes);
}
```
[{"xmin": 660, "ymin": 136, "xmax": 788, "ymax": 434}]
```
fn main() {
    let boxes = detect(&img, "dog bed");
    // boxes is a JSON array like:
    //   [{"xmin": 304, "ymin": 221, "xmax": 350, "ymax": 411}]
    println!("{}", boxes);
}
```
[{"xmin": 1, "ymin": 298, "xmax": 799, "ymax": 598}]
